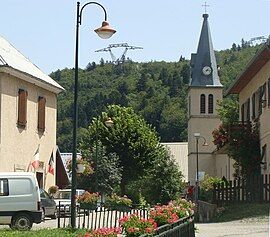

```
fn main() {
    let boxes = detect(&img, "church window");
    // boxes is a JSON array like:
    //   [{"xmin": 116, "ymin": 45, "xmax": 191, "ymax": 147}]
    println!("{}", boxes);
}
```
[
  {"xmin": 17, "ymin": 89, "xmax": 28, "ymax": 128},
  {"xmin": 200, "ymin": 94, "xmax": 206, "ymax": 114},
  {"xmin": 208, "ymin": 94, "xmax": 213, "ymax": 114}
]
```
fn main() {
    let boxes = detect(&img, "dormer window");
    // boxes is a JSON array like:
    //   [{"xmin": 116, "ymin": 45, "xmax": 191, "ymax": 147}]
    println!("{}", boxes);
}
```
[{"xmin": 200, "ymin": 94, "xmax": 206, "ymax": 114}]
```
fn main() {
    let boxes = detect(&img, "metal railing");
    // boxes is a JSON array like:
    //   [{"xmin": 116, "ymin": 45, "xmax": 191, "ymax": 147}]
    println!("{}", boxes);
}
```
[
  {"xmin": 57, "ymin": 203, "xmax": 149, "ymax": 229},
  {"xmin": 140, "ymin": 216, "xmax": 195, "ymax": 237}
]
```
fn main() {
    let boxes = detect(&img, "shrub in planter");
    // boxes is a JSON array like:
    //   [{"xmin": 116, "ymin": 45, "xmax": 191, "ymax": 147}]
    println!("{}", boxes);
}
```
[
  {"xmin": 77, "ymin": 191, "xmax": 100, "ymax": 210},
  {"xmin": 149, "ymin": 205, "xmax": 179, "ymax": 226},
  {"xmin": 150, "ymin": 201, "xmax": 195, "ymax": 226},
  {"xmin": 105, "ymin": 193, "xmax": 132, "ymax": 211},
  {"xmin": 48, "ymin": 185, "xmax": 59, "ymax": 197},
  {"xmin": 200, "ymin": 175, "xmax": 225, "ymax": 202},
  {"xmin": 119, "ymin": 214, "xmax": 157, "ymax": 237}
]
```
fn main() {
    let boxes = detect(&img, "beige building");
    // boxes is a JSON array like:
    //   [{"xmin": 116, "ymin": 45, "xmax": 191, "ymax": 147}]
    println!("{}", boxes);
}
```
[
  {"xmin": 0, "ymin": 36, "xmax": 67, "ymax": 189},
  {"xmin": 227, "ymin": 42, "xmax": 270, "ymax": 175},
  {"xmin": 187, "ymin": 14, "xmax": 234, "ymax": 184},
  {"xmin": 161, "ymin": 142, "xmax": 188, "ymax": 181}
]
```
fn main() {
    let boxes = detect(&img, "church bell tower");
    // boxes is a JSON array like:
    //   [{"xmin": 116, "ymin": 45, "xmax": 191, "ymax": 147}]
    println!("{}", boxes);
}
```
[{"xmin": 187, "ymin": 14, "xmax": 223, "ymax": 184}]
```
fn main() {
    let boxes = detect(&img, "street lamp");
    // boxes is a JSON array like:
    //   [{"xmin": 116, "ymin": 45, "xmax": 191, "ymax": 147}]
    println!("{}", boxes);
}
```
[
  {"xmin": 94, "ymin": 117, "xmax": 114, "ymax": 192},
  {"xmin": 71, "ymin": 1, "xmax": 116, "ymax": 228},
  {"xmin": 194, "ymin": 133, "xmax": 208, "ymax": 203}
]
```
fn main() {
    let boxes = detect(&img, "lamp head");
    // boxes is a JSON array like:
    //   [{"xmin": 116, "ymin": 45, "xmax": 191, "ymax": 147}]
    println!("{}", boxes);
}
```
[
  {"xmin": 203, "ymin": 142, "xmax": 208, "ymax": 146},
  {"xmin": 105, "ymin": 117, "xmax": 114, "ymax": 127},
  {"xmin": 94, "ymin": 21, "xmax": 116, "ymax": 39},
  {"xmin": 194, "ymin": 133, "xmax": 201, "ymax": 138}
]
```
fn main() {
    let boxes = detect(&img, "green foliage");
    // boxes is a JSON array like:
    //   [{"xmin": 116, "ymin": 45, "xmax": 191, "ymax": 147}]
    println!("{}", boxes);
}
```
[
  {"xmin": 215, "ymin": 95, "xmax": 261, "ymax": 178},
  {"xmin": 82, "ymin": 105, "xmax": 160, "ymax": 194},
  {"xmin": 0, "ymin": 228, "xmax": 86, "ymax": 237},
  {"xmin": 53, "ymin": 44, "xmax": 263, "ymax": 152},
  {"xmin": 126, "ymin": 145, "xmax": 183, "ymax": 205},
  {"xmin": 78, "ymin": 142, "xmax": 122, "ymax": 194},
  {"xmin": 105, "ymin": 193, "xmax": 132, "ymax": 207},
  {"xmin": 226, "ymin": 123, "xmax": 261, "ymax": 178},
  {"xmin": 200, "ymin": 175, "xmax": 225, "ymax": 202},
  {"xmin": 217, "ymin": 97, "xmax": 239, "ymax": 125}
]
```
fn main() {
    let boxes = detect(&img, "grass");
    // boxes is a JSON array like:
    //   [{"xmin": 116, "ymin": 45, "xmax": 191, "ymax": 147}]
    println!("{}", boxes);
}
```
[
  {"xmin": 0, "ymin": 228, "xmax": 87, "ymax": 237},
  {"xmin": 212, "ymin": 202, "xmax": 270, "ymax": 222}
]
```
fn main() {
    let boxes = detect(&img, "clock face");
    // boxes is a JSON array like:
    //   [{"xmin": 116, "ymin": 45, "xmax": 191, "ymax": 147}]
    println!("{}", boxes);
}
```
[{"xmin": 202, "ymin": 66, "xmax": 212, "ymax": 76}]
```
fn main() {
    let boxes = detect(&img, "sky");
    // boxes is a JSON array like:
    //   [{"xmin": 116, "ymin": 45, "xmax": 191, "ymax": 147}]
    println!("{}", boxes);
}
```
[{"xmin": 0, "ymin": 0, "xmax": 269, "ymax": 74}]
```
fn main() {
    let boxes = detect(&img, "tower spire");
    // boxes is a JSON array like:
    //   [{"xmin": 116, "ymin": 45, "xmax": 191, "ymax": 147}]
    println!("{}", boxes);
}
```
[
  {"xmin": 202, "ymin": 2, "xmax": 209, "ymax": 14},
  {"xmin": 190, "ymin": 14, "xmax": 223, "ymax": 87}
]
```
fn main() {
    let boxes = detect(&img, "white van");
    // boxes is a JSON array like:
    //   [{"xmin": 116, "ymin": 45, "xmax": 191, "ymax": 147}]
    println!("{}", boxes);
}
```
[{"xmin": 0, "ymin": 172, "xmax": 42, "ymax": 230}]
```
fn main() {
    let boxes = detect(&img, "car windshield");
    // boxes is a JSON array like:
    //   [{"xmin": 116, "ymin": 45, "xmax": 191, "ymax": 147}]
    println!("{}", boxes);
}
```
[{"xmin": 55, "ymin": 191, "xmax": 71, "ymax": 199}]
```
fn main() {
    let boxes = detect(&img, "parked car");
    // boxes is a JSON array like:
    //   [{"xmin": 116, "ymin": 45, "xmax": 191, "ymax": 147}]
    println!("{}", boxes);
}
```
[
  {"xmin": 0, "ymin": 172, "xmax": 42, "ymax": 230},
  {"xmin": 54, "ymin": 189, "xmax": 85, "ymax": 215},
  {"xmin": 39, "ymin": 188, "xmax": 57, "ymax": 219}
]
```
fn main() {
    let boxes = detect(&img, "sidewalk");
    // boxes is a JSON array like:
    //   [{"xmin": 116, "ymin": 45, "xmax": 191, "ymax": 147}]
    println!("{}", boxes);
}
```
[{"xmin": 196, "ymin": 218, "xmax": 269, "ymax": 237}]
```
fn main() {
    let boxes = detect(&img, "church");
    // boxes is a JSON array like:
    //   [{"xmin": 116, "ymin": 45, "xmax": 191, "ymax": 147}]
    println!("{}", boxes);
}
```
[{"xmin": 163, "ymin": 13, "xmax": 235, "ymax": 184}]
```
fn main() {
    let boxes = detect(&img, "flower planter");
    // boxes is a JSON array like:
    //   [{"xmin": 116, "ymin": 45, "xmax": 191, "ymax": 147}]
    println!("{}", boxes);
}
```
[
  {"xmin": 108, "ymin": 205, "xmax": 132, "ymax": 212},
  {"xmin": 80, "ymin": 202, "xmax": 97, "ymax": 210}
]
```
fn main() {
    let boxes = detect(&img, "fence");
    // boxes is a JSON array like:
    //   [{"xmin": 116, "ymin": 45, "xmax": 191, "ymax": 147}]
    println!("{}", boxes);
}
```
[
  {"xmin": 212, "ymin": 174, "xmax": 270, "ymax": 206},
  {"xmin": 57, "ymin": 203, "xmax": 149, "ymax": 229},
  {"xmin": 140, "ymin": 216, "xmax": 195, "ymax": 237}
]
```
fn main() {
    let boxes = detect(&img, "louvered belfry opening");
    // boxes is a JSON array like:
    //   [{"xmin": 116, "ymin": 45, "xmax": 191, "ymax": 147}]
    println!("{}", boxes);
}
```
[
  {"xmin": 17, "ymin": 89, "xmax": 28, "ymax": 127},
  {"xmin": 38, "ymin": 96, "xmax": 46, "ymax": 132},
  {"xmin": 200, "ymin": 94, "xmax": 206, "ymax": 114}
]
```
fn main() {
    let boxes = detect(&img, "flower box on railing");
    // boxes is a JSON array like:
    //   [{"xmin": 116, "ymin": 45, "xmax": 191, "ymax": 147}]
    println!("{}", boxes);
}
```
[{"xmin": 80, "ymin": 202, "xmax": 97, "ymax": 210}]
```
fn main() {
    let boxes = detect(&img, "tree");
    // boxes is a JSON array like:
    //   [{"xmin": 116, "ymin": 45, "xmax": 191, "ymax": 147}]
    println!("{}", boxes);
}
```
[
  {"xmin": 126, "ymin": 144, "xmax": 183, "ymax": 204},
  {"xmin": 214, "ymin": 97, "xmax": 261, "ymax": 178},
  {"xmin": 78, "ymin": 142, "xmax": 122, "ymax": 194},
  {"xmin": 81, "ymin": 105, "xmax": 160, "ymax": 195}
]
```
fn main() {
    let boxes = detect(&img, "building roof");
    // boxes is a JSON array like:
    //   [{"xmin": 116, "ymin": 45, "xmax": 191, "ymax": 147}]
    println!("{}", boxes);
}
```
[
  {"xmin": 0, "ymin": 36, "xmax": 64, "ymax": 93},
  {"xmin": 189, "ymin": 14, "xmax": 223, "ymax": 88},
  {"xmin": 226, "ymin": 42, "xmax": 270, "ymax": 95}
]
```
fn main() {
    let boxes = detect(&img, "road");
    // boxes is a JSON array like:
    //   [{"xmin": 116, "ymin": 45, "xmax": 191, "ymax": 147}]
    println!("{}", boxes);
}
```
[{"xmin": 196, "ymin": 218, "xmax": 269, "ymax": 237}]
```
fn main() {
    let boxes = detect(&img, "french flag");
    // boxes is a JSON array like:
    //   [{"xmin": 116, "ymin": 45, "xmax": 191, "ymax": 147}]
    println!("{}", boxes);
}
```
[
  {"xmin": 32, "ymin": 146, "xmax": 40, "ymax": 169},
  {"xmin": 48, "ymin": 152, "xmax": 54, "ymax": 175}
]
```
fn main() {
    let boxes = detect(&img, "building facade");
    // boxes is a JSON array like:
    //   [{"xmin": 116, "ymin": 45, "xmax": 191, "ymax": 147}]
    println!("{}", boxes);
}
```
[
  {"xmin": 227, "ymin": 42, "xmax": 270, "ymax": 175},
  {"xmin": 0, "ymin": 36, "xmax": 66, "ymax": 189}
]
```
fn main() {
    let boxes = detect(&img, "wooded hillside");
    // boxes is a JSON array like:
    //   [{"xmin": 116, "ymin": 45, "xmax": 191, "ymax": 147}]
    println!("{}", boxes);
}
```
[{"xmin": 51, "ymin": 43, "xmax": 262, "ymax": 152}]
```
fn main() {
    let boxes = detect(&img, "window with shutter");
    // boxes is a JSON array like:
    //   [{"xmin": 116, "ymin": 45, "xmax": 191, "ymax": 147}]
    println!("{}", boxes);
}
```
[
  {"xmin": 241, "ymin": 103, "xmax": 245, "ymax": 123},
  {"xmin": 17, "ymin": 89, "xmax": 27, "ymax": 127},
  {"xmin": 246, "ymin": 98, "xmax": 250, "ymax": 121},
  {"xmin": 252, "ymin": 93, "xmax": 255, "ymax": 119},
  {"xmin": 200, "ymin": 94, "xmax": 206, "ymax": 114},
  {"xmin": 208, "ymin": 94, "xmax": 213, "ymax": 114},
  {"xmin": 38, "ymin": 96, "xmax": 46, "ymax": 132},
  {"xmin": 268, "ymin": 78, "xmax": 270, "ymax": 107}
]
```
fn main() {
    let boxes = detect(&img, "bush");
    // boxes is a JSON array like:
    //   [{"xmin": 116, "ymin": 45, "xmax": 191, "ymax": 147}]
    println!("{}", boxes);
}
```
[
  {"xmin": 105, "ymin": 193, "xmax": 132, "ymax": 208},
  {"xmin": 199, "ymin": 175, "xmax": 225, "ymax": 202}
]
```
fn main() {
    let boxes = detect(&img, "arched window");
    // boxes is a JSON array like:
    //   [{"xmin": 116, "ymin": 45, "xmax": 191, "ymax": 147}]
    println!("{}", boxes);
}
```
[
  {"xmin": 208, "ymin": 94, "xmax": 214, "ymax": 114},
  {"xmin": 200, "ymin": 94, "xmax": 206, "ymax": 114}
]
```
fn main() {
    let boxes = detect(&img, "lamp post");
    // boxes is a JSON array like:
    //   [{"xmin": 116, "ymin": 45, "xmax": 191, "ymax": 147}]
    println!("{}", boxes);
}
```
[
  {"xmin": 194, "ymin": 133, "xmax": 208, "ymax": 203},
  {"xmin": 94, "ymin": 117, "xmax": 114, "ymax": 193},
  {"xmin": 71, "ymin": 2, "xmax": 116, "ymax": 228}
]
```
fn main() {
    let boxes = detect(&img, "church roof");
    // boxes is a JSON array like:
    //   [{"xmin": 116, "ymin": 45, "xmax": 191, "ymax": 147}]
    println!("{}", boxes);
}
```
[
  {"xmin": 0, "ymin": 36, "xmax": 64, "ymax": 93},
  {"xmin": 189, "ymin": 14, "xmax": 223, "ymax": 88}
]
